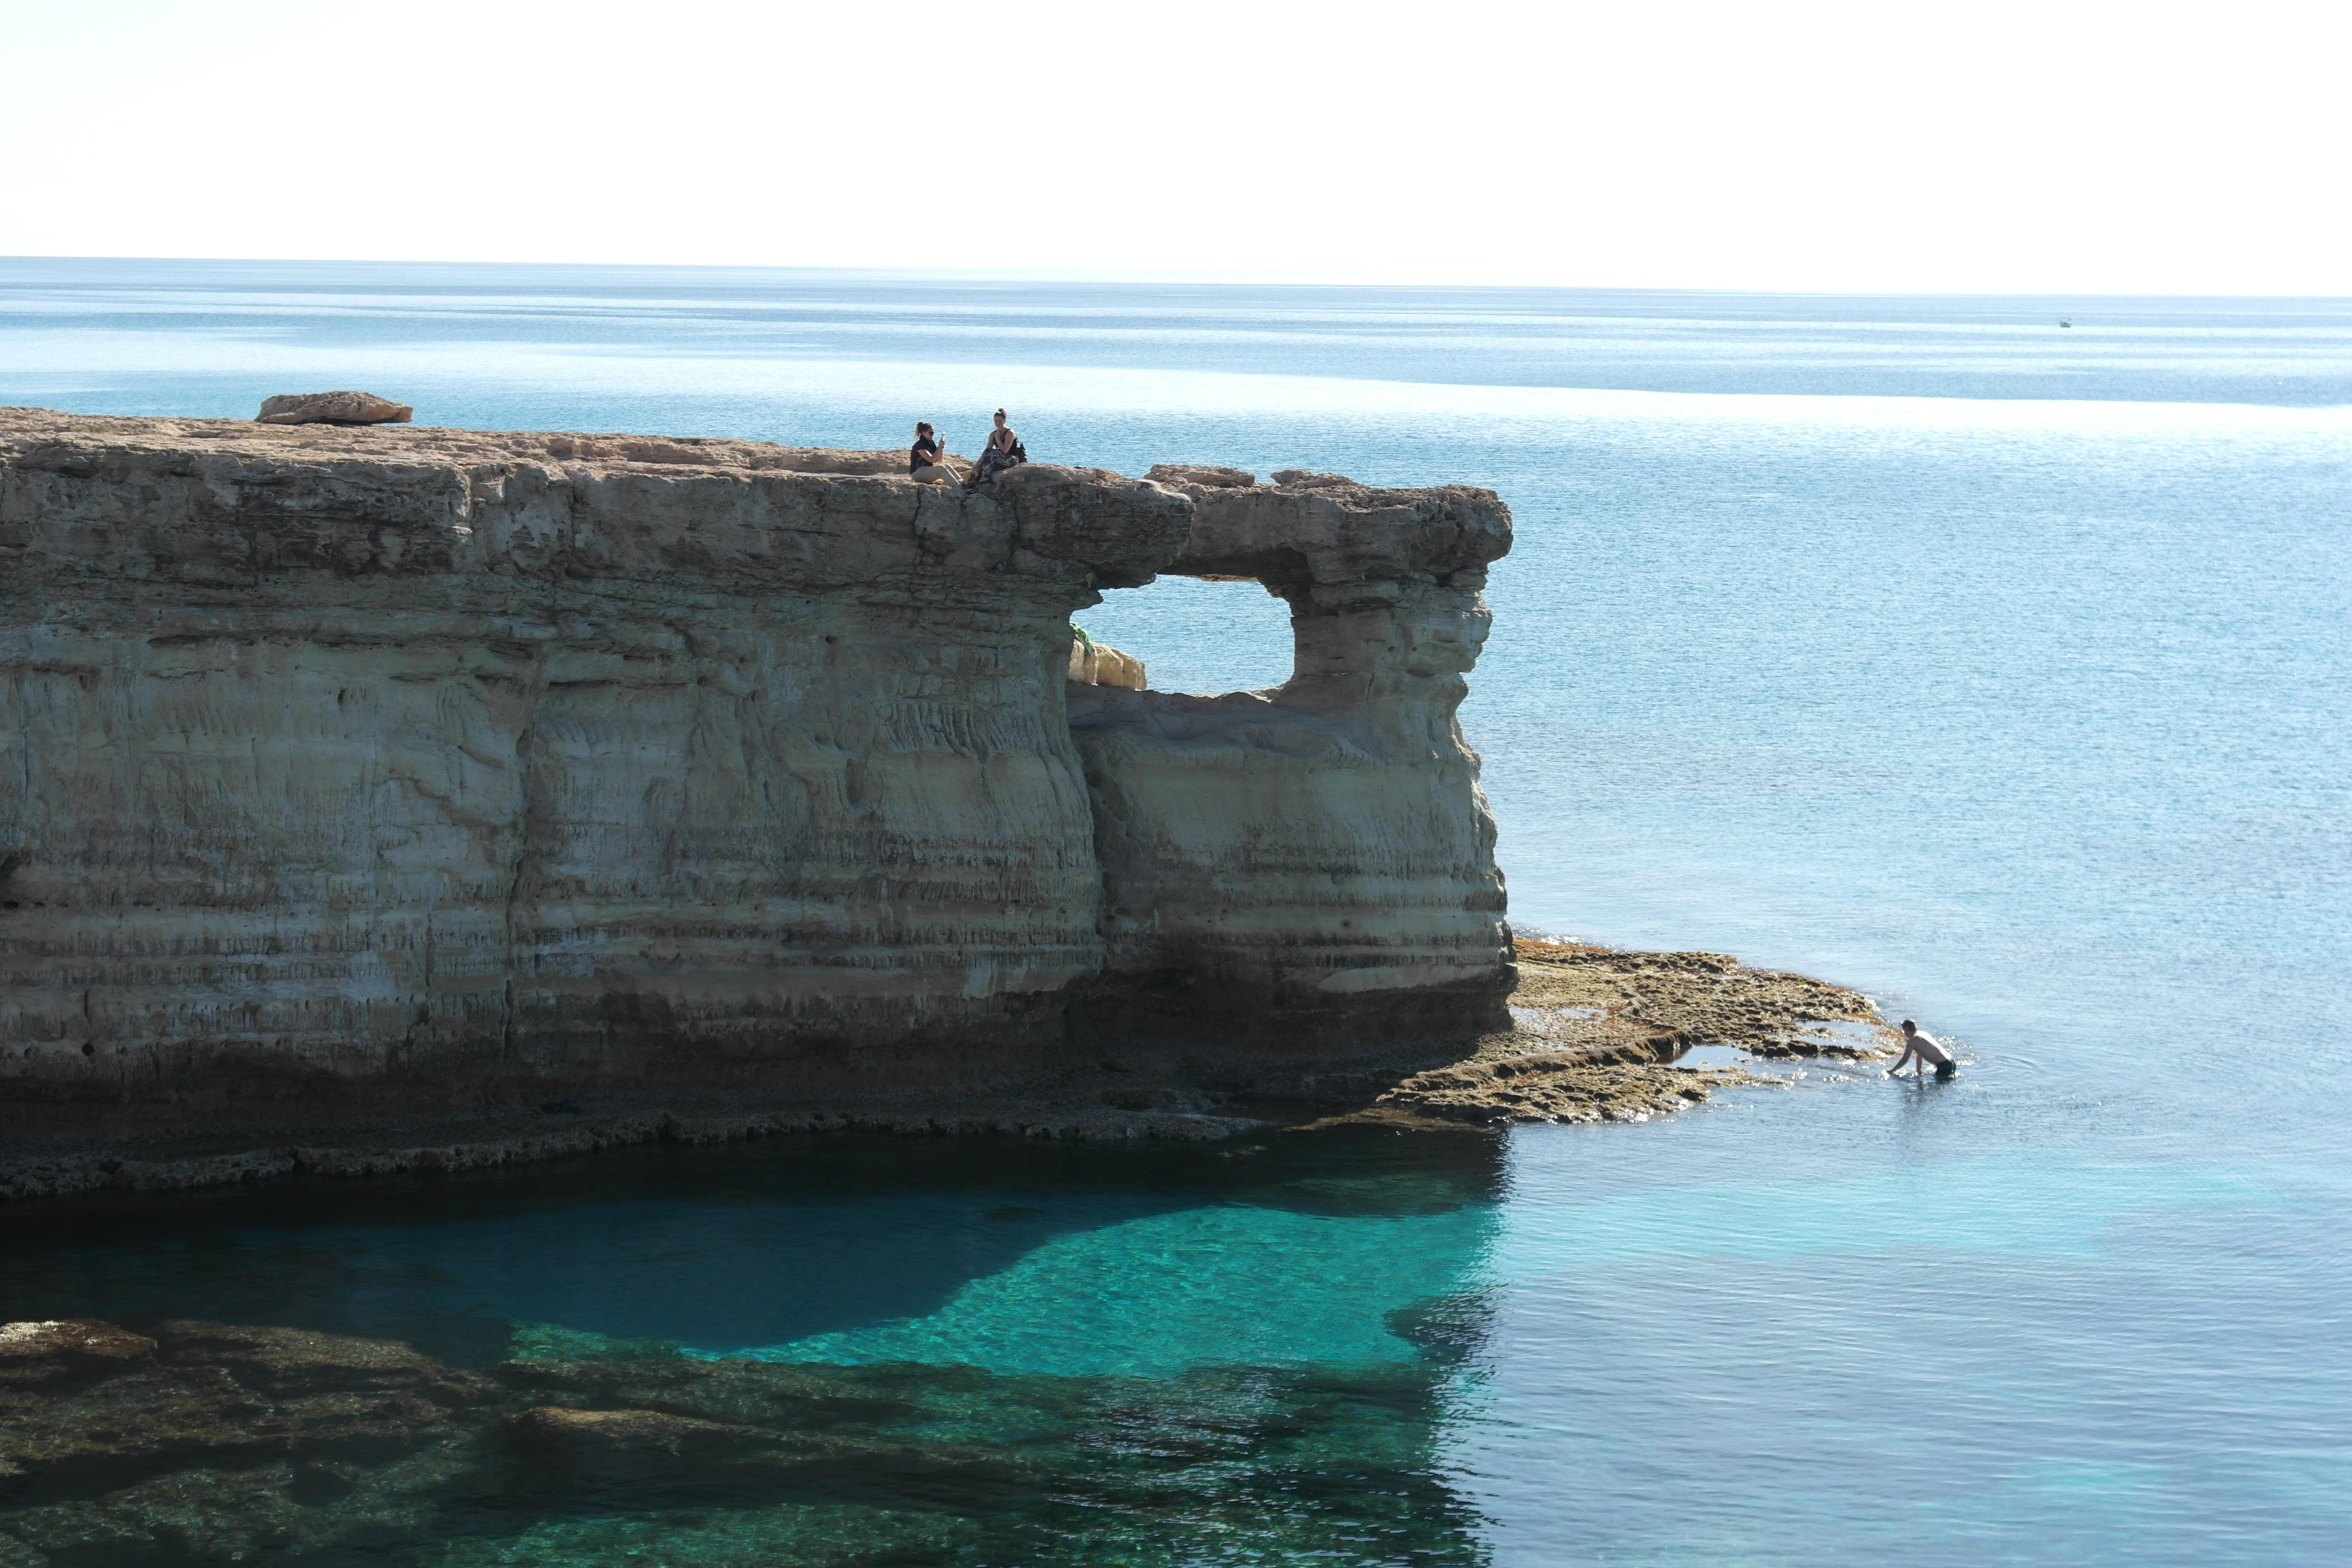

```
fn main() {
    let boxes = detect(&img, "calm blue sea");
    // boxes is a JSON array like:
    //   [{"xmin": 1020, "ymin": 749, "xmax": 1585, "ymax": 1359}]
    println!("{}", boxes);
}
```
[{"xmin": 3, "ymin": 259, "xmax": 2348, "ymax": 1565}]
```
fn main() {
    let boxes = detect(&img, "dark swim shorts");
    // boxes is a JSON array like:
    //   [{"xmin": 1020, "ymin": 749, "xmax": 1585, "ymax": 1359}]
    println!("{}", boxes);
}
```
[{"xmin": 1935, "ymin": 1060, "xmax": 1957, "ymax": 1081}]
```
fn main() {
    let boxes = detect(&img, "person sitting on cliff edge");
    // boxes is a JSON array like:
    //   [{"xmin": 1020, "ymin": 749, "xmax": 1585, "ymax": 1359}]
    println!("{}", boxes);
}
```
[
  {"xmin": 910, "ymin": 421, "xmax": 960, "ymax": 484},
  {"xmin": 1885, "ymin": 1019, "xmax": 1956, "ymax": 1081},
  {"xmin": 964, "ymin": 408, "xmax": 1026, "ymax": 489}
]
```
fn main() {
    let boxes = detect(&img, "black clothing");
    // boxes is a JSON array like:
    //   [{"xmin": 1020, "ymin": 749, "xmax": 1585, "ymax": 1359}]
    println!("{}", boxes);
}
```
[
  {"xmin": 1935, "ymin": 1060, "xmax": 1957, "ymax": 1081},
  {"xmin": 910, "ymin": 436, "xmax": 941, "ymax": 475},
  {"xmin": 969, "ymin": 438, "xmax": 1026, "ymax": 488}
]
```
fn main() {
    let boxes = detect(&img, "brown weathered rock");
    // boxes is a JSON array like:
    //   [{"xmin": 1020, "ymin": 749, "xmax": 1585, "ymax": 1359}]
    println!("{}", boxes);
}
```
[
  {"xmin": 1145, "ymin": 462, "xmax": 1256, "ymax": 490},
  {"xmin": 1369, "ymin": 939, "xmax": 1891, "ymax": 1126},
  {"xmin": 253, "ymin": 390, "xmax": 413, "ymax": 425},
  {"xmin": 1068, "ymin": 638, "xmax": 1147, "ymax": 689}
]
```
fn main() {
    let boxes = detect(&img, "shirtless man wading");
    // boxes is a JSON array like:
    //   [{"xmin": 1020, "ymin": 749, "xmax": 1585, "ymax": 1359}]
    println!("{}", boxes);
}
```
[{"xmin": 1886, "ymin": 1020, "xmax": 1956, "ymax": 1081}]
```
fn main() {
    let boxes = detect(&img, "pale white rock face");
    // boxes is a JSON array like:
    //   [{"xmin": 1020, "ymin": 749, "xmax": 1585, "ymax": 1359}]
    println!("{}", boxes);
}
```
[{"xmin": 0, "ymin": 410, "xmax": 1511, "ymax": 1116}]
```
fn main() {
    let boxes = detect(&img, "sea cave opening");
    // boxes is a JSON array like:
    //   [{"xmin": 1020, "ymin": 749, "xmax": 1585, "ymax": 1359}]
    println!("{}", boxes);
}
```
[{"xmin": 1076, "ymin": 575, "xmax": 1295, "ymax": 695}]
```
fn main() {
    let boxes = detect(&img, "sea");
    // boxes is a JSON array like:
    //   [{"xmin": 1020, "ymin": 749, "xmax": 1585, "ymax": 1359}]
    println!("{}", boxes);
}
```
[{"xmin": 2, "ymin": 259, "xmax": 2347, "ymax": 1565}]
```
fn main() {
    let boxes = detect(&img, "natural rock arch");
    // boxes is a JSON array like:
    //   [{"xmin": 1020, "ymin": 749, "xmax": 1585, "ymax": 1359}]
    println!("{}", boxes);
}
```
[{"xmin": 0, "ymin": 411, "xmax": 1513, "ymax": 1121}]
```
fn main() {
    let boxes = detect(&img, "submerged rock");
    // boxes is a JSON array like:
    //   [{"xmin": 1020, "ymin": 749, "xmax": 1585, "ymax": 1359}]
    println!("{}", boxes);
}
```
[
  {"xmin": 0, "ymin": 1320, "xmax": 156, "ymax": 1382},
  {"xmin": 0, "ymin": 1315, "xmax": 1484, "ymax": 1563}
]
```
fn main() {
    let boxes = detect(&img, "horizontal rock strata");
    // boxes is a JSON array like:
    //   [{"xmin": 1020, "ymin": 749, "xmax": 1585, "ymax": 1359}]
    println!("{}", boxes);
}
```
[
  {"xmin": 0, "ymin": 411, "xmax": 1515, "ymax": 1129},
  {"xmin": 1071, "ymin": 470, "xmax": 1513, "ymax": 1042}
]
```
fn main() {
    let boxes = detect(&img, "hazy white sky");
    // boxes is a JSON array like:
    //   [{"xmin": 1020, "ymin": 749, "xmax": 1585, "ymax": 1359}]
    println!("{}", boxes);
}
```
[{"xmin": 5, "ymin": 0, "xmax": 2345, "ymax": 293}]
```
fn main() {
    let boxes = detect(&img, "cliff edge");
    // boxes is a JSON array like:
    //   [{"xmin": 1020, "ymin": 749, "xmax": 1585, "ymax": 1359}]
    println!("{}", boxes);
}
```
[{"xmin": 0, "ymin": 411, "xmax": 1513, "ymax": 1134}]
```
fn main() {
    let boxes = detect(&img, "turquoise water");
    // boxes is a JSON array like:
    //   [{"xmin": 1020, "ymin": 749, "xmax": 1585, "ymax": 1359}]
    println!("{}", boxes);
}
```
[{"xmin": 2, "ymin": 260, "xmax": 2348, "ymax": 1563}]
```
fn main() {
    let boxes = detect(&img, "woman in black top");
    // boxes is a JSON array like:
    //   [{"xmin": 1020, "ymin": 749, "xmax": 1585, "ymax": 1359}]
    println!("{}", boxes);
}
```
[
  {"xmin": 965, "ymin": 409, "xmax": 1027, "ymax": 488},
  {"xmin": 909, "ymin": 421, "xmax": 957, "ymax": 484}
]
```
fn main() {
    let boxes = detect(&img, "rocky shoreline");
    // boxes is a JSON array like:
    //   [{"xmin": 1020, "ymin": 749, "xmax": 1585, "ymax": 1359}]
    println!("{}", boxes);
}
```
[
  {"xmin": 1372, "ymin": 938, "xmax": 1890, "ymax": 1126},
  {"xmin": 0, "ymin": 942, "xmax": 1890, "ymax": 1203}
]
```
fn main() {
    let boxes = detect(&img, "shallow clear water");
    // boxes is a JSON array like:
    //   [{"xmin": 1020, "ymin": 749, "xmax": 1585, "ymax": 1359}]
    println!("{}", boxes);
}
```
[{"xmin": 2, "ymin": 260, "xmax": 2348, "ymax": 1564}]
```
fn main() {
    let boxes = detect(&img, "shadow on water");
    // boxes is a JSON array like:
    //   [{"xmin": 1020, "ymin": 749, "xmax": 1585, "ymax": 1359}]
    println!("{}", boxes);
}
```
[
  {"xmin": 0, "ymin": 1126, "xmax": 1505, "ymax": 1565},
  {"xmin": 0, "ymin": 1127, "xmax": 1504, "ymax": 1366}
]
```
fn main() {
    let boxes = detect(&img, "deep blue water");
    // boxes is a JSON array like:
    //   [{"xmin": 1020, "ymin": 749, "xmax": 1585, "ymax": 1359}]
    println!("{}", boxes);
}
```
[{"xmin": 3, "ymin": 260, "xmax": 2348, "ymax": 1564}]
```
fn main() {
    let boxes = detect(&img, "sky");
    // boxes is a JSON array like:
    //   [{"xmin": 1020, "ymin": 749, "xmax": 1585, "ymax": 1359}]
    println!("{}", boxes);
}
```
[{"xmin": 3, "ymin": 0, "xmax": 2346, "ymax": 294}]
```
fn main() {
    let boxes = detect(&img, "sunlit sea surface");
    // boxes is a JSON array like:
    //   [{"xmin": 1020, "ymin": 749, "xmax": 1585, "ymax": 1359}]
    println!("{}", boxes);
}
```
[{"xmin": 3, "ymin": 260, "xmax": 2347, "ymax": 1565}]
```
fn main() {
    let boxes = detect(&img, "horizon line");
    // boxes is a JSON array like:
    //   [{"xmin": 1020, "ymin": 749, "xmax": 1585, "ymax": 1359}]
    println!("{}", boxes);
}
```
[{"xmin": 3, "ymin": 254, "xmax": 2348, "ymax": 305}]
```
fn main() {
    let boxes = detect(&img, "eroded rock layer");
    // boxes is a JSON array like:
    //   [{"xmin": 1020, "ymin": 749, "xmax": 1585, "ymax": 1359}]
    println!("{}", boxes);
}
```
[
  {"xmin": 0, "ymin": 411, "xmax": 1512, "ymax": 1121},
  {"xmin": 1073, "ymin": 473, "xmax": 1515, "ymax": 1041}
]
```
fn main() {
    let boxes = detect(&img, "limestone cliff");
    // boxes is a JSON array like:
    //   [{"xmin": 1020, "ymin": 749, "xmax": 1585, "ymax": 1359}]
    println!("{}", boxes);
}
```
[
  {"xmin": 1074, "ymin": 469, "xmax": 1513, "ymax": 1041},
  {"xmin": 0, "ymin": 411, "xmax": 1511, "ymax": 1124}
]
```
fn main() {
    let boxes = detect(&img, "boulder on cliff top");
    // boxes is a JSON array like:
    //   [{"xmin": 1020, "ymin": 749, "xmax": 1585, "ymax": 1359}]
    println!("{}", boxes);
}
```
[
  {"xmin": 255, "ymin": 390, "xmax": 413, "ymax": 426},
  {"xmin": 1146, "ymin": 463, "xmax": 1256, "ymax": 490}
]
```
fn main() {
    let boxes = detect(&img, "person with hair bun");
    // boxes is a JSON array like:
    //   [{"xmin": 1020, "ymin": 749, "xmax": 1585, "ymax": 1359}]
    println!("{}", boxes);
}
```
[{"xmin": 965, "ymin": 407, "xmax": 1027, "ymax": 489}]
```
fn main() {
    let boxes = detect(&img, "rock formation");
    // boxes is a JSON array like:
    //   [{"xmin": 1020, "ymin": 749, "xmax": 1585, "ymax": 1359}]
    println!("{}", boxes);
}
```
[
  {"xmin": 1066, "ymin": 637, "xmax": 1146, "ymax": 690},
  {"xmin": 254, "ymin": 391, "xmax": 414, "ymax": 426},
  {"xmin": 0, "ymin": 410, "xmax": 1512, "ymax": 1127},
  {"xmin": 1072, "ymin": 468, "xmax": 1513, "ymax": 1041},
  {"xmin": 0, "ymin": 1309, "xmax": 1484, "ymax": 1562}
]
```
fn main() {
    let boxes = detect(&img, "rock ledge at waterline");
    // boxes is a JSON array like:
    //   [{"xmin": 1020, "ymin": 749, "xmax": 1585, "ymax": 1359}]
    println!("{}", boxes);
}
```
[{"xmin": 0, "ymin": 410, "xmax": 1516, "ymax": 1136}]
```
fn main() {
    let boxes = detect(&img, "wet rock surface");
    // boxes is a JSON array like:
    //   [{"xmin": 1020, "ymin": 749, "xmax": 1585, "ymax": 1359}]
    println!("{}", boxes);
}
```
[{"xmin": 1374, "ymin": 939, "xmax": 1892, "ymax": 1125}]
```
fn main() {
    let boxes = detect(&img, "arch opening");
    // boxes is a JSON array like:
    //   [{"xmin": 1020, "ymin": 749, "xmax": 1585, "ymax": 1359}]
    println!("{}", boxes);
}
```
[{"xmin": 1074, "ymin": 575, "xmax": 1295, "ymax": 696}]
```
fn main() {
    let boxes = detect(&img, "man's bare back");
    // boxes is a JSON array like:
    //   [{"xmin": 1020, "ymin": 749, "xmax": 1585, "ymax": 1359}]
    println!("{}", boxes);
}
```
[{"xmin": 1886, "ymin": 1020, "xmax": 1955, "ymax": 1080}]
